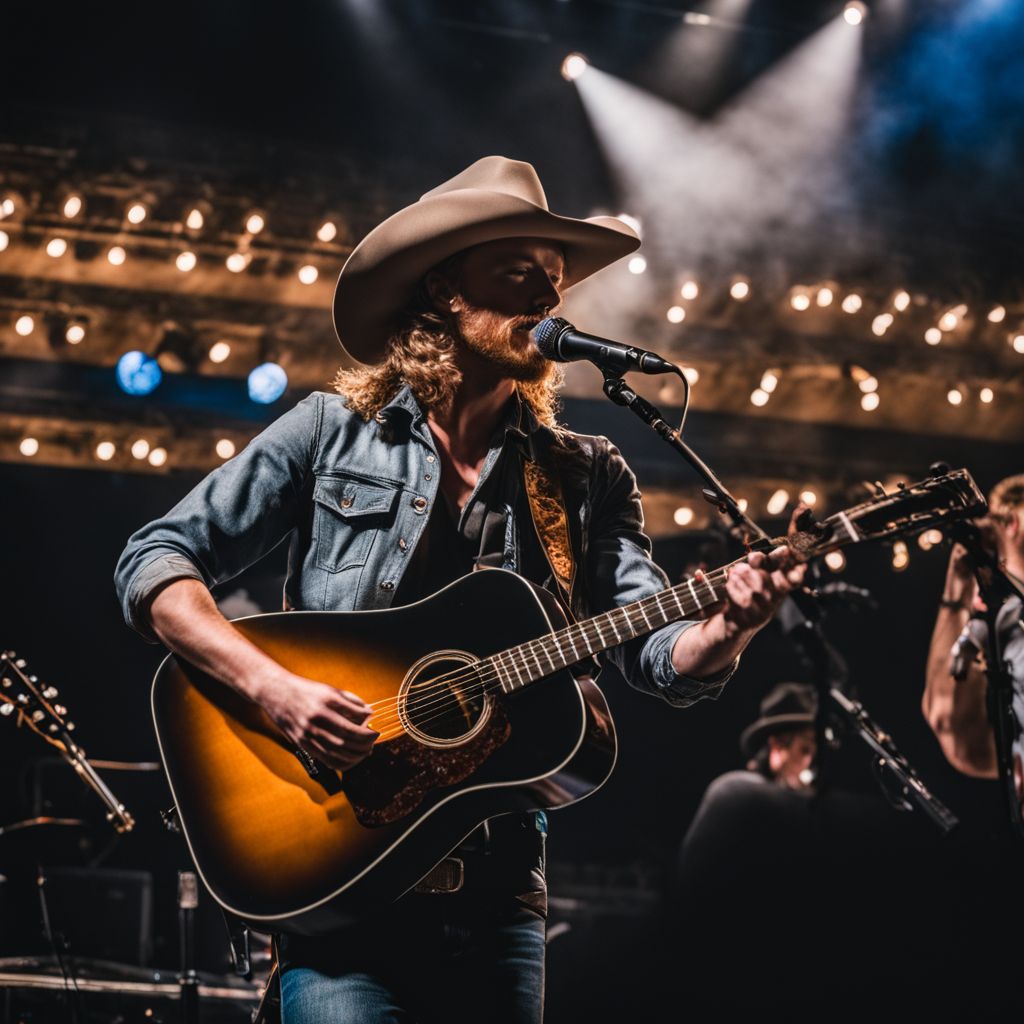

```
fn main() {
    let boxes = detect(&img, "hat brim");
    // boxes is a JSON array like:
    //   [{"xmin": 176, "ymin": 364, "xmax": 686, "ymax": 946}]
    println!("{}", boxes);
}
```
[
  {"xmin": 333, "ymin": 189, "xmax": 640, "ymax": 365},
  {"xmin": 739, "ymin": 713, "xmax": 817, "ymax": 758}
]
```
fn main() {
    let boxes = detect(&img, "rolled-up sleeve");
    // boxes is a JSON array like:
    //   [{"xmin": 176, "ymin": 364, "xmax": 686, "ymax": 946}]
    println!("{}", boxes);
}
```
[
  {"xmin": 114, "ymin": 393, "xmax": 321, "ymax": 640},
  {"xmin": 584, "ymin": 438, "xmax": 737, "ymax": 708}
]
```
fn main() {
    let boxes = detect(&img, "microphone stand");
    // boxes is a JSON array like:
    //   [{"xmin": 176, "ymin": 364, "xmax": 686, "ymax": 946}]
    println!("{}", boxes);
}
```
[{"xmin": 600, "ymin": 369, "xmax": 957, "ymax": 832}]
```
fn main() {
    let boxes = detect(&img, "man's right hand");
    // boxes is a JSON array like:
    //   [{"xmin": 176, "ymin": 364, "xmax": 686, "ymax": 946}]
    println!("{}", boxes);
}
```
[{"xmin": 256, "ymin": 673, "xmax": 379, "ymax": 771}]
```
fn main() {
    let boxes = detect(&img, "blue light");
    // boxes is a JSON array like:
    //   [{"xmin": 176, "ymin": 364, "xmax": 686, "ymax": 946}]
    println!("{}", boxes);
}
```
[
  {"xmin": 248, "ymin": 362, "xmax": 288, "ymax": 404},
  {"xmin": 116, "ymin": 350, "xmax": 162, "ymax": 395}
]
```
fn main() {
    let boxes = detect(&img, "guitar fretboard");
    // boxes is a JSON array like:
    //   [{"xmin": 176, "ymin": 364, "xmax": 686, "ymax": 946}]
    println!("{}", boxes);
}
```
[{"xmin": 486, "ymin": 568, "xmax": 729, "ymax": 693}]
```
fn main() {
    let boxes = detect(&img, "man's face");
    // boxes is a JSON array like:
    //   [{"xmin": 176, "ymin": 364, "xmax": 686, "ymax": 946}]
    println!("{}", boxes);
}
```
[
  {"xmin": 440, "ymin": 238, "xmax": 565, "ymax": 382},
  {"xmin": 768, "ymin": 728, "xmax": 817, "ymax": 791}
]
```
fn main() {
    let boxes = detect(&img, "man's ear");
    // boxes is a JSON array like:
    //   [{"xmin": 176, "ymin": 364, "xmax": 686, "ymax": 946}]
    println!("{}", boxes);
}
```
[{"xmin": 425, "ymin": 270, "xmax": 460, "ymax": 314}]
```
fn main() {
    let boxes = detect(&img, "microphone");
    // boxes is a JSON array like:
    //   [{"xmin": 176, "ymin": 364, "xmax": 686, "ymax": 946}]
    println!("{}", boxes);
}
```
[
  {"xmin": 532, "ymin": 317, "xmax": 676, "ymax": 375},
  {"xmin": 815, "ymin": 582, "xmax": 879, "ymax": 611}
]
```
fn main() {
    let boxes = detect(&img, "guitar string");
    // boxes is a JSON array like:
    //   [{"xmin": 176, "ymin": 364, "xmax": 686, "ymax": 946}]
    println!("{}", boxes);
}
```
[
  {"xmin": 362, "ymin": 570, "xmax": 726, "ymax": 732},
  {"xmin": 363, "ymin": 570, "xmax": 729, "ymax": 741},
  {"xmin": 364, "ymin": 570, "xmax": 728, "ymax": 738}
]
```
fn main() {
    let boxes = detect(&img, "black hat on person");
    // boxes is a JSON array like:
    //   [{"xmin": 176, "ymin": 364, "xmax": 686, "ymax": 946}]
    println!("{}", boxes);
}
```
[{"xmin": 739, "ymin": 683, "xmax": 817, "ymax": 757}]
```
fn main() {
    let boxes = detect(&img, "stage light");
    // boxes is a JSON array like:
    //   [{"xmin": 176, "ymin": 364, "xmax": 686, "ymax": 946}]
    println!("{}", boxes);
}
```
[
  {"xmin": 680, "ymin": 280, "xmax": 699, "ymax": 301},
  {"xmin": 208, "ymin": 340, "xmax": 231, "ymax": 363},
  {"xmin": 816, "ymin": 287, "xmax": 834, "ymax": 307},
  {"xmin": 248, "ymin": 362, "xmax": 288, "ymax": 404},
  {"xmin": 1013, "ymin": 335, "xmax": 1024, "ymax": 354},
  {"xmin": 317, "ymin": 220, "xmax": 338, "ymax": 243},
  {"xmin": 116, "ymin": 351, "xmax": 163, "ymax": 395},
  {"xmin": 15, "ymin": 315, "xmax": 34, "ymax": 336},
  {"xmin": 126, "ymin": 203, "xmax": 147, "ymax": 225},
  {"xmin": 0, "ymin": 230, "xmax": 8, "ymax": 252},
  {"xmin": 226, "ymin": 252, "xmax": 249, "ymax": 273},
  {"xmin": 131, "ymin": 439, "xmax": 150, "ymax": 460},
  {"xmin": 860, "ymin": 392, "xmax": 880, "ymax": 411},
  {"xmin": 148, "ymin": 447, "xmax": 168, "ymax": 467},
  {"xmin": 176, "ymin": 250, "xmax": 197, "ymax": 272},
  {"xmin": 760, "ymin": 370, "xmax": 779, "ymax": 393},
  {"xmin": 298, "ymin": 264, "xmax": 319, "ymax": 284},
  {"xmin": 666, "ymin": 306, "xmax": 685, "ymax": 324},
  {"xmin": 893, "ymin": 290, "xmax": 911, "ymax": 312},
  {"xmin": 682, "ymin": 366, "xmax": 699, "ymax": 385},
  {"xmin": 750, "ymin": 388, "xmax": 769, "ymax": 407},
  {"xmin": 616, "ymin": 213, "xmax": 642, "ymax": 236},
  {"xmin": 216, "ymin": 438, "xmax": 236, "ymax": 459},
  {"xmin": 946, "ymin": 387, "xmax": 963, "ymax": 406},
  {"xmin": 737, "ymin": 498, "xmax": 748, "ymax": 513},
  {"xmin": 767, "ymin": 489, "xmax": 790, "ymax": 516},
  {"xmin": 245, "ymin": 212, "xmax": 265, "ymax": 235},
  {"xmin": 924, "ymin": 327, "xmax": 942, "ymax": 345},
  {"xmin": 892, "ymin": 540, "xmax": 909, "ymax": 571},
  {"xmin": 824, "ymin": 550, "xmax": 846, "ymax": 572},
  {"xmin": 843, "ymin": 2, "xmax": 866, "ymax": 26},
  {"xmin": 858, "ymin": 375, "xmax": 878, "ymax": 393},
  {"xmin": 62, "ymin": 194, "xmax": 83, "ymax": 218},
  {"xmin": 95, "ymin": 441, "xmax": 116, "ymax": 462},
  {"xmin": 65, "ymin": 323, "xmax": 85, "ymax": 344},
  {"xmin": 684, "ymin": 11, "xmax": 712, "ymax": 25},
  {"xmin": 562, "ymin": 53, "xmax": 589, "ymax": 81},
  {"xmin": 185, "ymin": 207, "xmax": 204, "ymax": 230},
  {"xmin": 19, "ymin": 437, "xmax": 39, "ymax": 457},
  {"xmin": 980, "ymin": 387, "xmax": 994, "ymax": 404},
  {"xmin": 107, "ymin": 245, "xmax": 127, "ymax": 266},
  {"xmin": 0, "ymin": 197, "xmax": 15, "ymax": 218},
  {"xmin": 46, "ymin": 238, "xmax": 68, "ymax": 258},
  {"xmin": 730, "ymin": 280, "xmax": 750, "ymax": 301},
  {"xmin": 673, "ymin": 506, "xmax": 694, "ymax": 527},
  {"xmin": 790, "ymin": 292, "xmax": 811, "ymax": 311},
  {"xmin": 987, "ymin": 305, "xmax": 1006, "ymax": 323},
  {"xmin": 871, "ymin": 314, "xmax": 893, "ymax": 336},
  {"xmin": 799, "ymin": 490, "xmax": 817, "ymax": 507},
  {"xmin": 627, "ymin": 256, "xmax": 647, "ymax": 275},
  {"xmin": 841, "ymin": 294, "xmax": 862, "ymax": 313}
]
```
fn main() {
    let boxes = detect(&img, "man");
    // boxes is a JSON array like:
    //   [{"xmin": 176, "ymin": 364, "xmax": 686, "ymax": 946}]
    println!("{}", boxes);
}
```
[
  {"xmin": 922, "ymin": 474, "xmax": 1024, "ymax": 803},
  {"xmin": 115, "ymin": 157, "xmax": 804, "ymax": 1023}
]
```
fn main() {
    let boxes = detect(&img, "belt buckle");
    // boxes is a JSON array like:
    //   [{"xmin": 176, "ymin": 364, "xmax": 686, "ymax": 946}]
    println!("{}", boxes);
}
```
[{"xmin": 413, "ymin": 856, "xmax": 465, "ymax": 894}]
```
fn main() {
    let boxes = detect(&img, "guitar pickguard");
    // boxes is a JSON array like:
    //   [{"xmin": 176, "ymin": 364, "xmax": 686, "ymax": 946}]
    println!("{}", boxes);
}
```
[{"xmin": 342, "ymin": 702, "xmax": 511, "ymax": 827}]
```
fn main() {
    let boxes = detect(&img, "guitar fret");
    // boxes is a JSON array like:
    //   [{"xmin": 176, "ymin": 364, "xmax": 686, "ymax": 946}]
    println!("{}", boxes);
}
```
[
  {"xmin": 492, "ymin": 654, "xmax": 511, "ymax": 693},
  {"xmin": 638, "ymin": 603, "xmax": 653, "ymax": 629},
  {"xmin": 608, "ymin": 613, "xmax": 623, "ymax": 643},
  {"xmin": 686, "ymin": 577, "xmax": 702, "ymax": 611}
]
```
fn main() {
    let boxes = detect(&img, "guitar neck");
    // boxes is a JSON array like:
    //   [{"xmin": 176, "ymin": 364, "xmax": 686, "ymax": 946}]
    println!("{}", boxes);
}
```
[{"xmin": 489, "ymin": 562, "xmax": 734, "ymax": 693}]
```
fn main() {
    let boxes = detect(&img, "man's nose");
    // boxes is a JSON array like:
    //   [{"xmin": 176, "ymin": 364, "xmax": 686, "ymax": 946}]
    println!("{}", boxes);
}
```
[{"xmin": 531, "ymin": 277, "xmax": 562, "ymax": 315}]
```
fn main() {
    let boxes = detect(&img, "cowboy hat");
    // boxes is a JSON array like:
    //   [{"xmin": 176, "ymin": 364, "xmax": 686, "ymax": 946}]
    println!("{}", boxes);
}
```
[
  {"xmin": 739, "ymin": 683, "xmax": 818, "ymax": 758},
  {"xmin": 332, "ymin": 156, "xmax": 640, "ymax": 364}
]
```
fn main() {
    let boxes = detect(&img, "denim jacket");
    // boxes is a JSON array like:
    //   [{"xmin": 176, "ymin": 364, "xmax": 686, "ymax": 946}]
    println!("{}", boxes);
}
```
[{"xmin": 115, "ymin": 387, "xmax": 733, "ymax": 707}]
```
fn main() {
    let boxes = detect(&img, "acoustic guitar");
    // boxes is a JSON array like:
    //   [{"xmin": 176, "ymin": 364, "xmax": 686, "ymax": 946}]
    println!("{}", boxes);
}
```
[{"xmin": 151, "ymin": 468, "xmax": 984, "ymax": 935}]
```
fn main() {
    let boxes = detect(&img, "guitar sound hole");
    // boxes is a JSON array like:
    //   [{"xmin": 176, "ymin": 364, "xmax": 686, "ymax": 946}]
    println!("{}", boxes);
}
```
[{"xmin": 401, "ymin": 652, "xmax": 492, "ymax": 746}]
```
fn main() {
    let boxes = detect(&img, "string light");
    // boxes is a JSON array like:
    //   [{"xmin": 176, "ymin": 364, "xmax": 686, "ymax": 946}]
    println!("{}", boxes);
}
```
[
  {"xmin": 1, "ymin": 197, "xmax": 16, "ymax": 218},
  {"xmin": 245, "ymin": 212, "xmax": 266, "ymax": 234},
  {"xmin": 673, "ymin": 506, "xmax": 694, "ymax": 527},
  {"xmin": 175, "ymin": 251, "xmax": 197, "ymax": 272},
  {"xmin": 65, "ymin": 323, "xmax": 85, "ymax": 344},
  {"xmin": 1013, "ymin": 335, "xmax": 1024, "ymax": 354},
  {"xmin": 858, "ymin": 375, "xmax": 878, "ymax": 393},
  {"xmin": 185, "ymin": 207, "xmax": 205, "ymax": 230},
  {"xmin": 666, "ymin": 306, "xmax": 685, "ymax": 324},
  {"xmin": 19, "ymin": 437, "xmax": 39, "ymax": 457},
  {"xmin": 681, "ymin": 366, "xmax": 699, "ymax": 385},
  {"xmin": 987, "ymin": 305, "xmax": 1006, "ymax": 323},
  {"xmin": 737, "ymin": 498, "xmax": 748, "ymax": 514},
  {"xmin": 616, "ymin": 214, "xmax": 642, "ymax": 236},
  {"xmin": 561, "ymin": 53, "xmax": 589, "ymax": 80},
  {"xmin": 799, "ymin": 490, "xmax": 817, "ymax": 507},
  {"xmin": 924, "ymin": 328, "xmax": 942, "ymax": 345},
  {"xmin": 893, "ymin": 290, "xmax": 911, "ymax": 312},
  {"xmin": 790, "ymin": 292, "xmax": 811, "ymax": 311},
  {"xmin": 0, "ymin": 230, "xmax": 8, "ymax": 252},
  {"xmin": 824, "ymin": 550, "xmax": 846, "ymax": 572},
  {"xmin": 946, "ymin": 387, "xmax": 963, "ymax": 406},
  {"xmin": 148, "ymin": 447, "xmax": 168, "ymax": 467},
  {"xmin": 46, "ymin": 238, "xmax": 68, "ymax": 258},
  {"xmin": 760, "ymin": 370, "xmax": 779, "ymax": 393},
  {"xmin": 226, "ymin": 252, "xmax": 249, "ymax": 273},
  {"xmin": 841, "ymin": 294, "xmax": 862, "ymax": 314},
  {"xmin": 126, "ymin": 203, "xmax": 147, "ymax": 225},
  {"xmin": 107, "ymin": 245, "xmax": 127, "ymax": 266},
  {"xmin": 62, "ymin": 194, "xmax": 83, "ymax": 218},
  {"xmin": 750, "ymin": 388, "xmax": 769, "ymax": 407},
  {"xmin": 131, "ymin": 439, "xmax": 150, "ymax": 460},
  {"xmin": 680, "ymin": 280, "xmax": 699, "ymax": 301},
  {"xmin": 208, "ymin": 340, "xmax": 231, "ymax": 363},
  {"xmin": 861, "ymin": 392, "xmax": 880, "ymax": 412},
  {"xmin": 216, "ymin": 438, "xmax": 236, "ymax": 459},
  {"xmin": 627, "ymin": 256, "xmax": 646, "ymax": 275},
  {"xmin": 816, "ymin": 287, "xmax": 833, "ymax": 308},
  {"xmin": 730, "ymin": 280, "xmax": 750, "ymax": 301},
  {"xmin": 297, "ymin": 264, "xmax": 319, "ymax": 285},
  {"xmin": 317, "ymin": 220, "xmax": 338, "ymax": 243},
  {"xmin": 15, "ymin": 315, "xmax": 34, "ymax": 336},
  {"xmin": 980, "ymin": 387, "xmax": 994, "ymax": 404},
  {"xmin": 95, "ymin": 441, "xmax": 116, "ymax": 462},
  {"xmin": 892, "ymin": 540, "xmax": 909, "ymax": 571},
  {"xmin": 871, "ymin": 314, "xmax": 893, "ymax": 336},
  {"xmin": 767, "ymin": 489, "xmax": 790, "ymax": 516}
]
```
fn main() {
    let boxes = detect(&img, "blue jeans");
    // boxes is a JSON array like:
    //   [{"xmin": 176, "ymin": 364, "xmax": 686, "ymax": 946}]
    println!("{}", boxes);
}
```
[{"xmin": 280, "ymin": 901, "xmax": 546, "ymax": 1024}]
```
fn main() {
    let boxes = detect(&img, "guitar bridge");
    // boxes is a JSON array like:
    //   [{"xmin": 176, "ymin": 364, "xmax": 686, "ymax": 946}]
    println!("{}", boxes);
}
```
[{"xmin": 293, "ymin": 748, "xmax": 344, "ymax": 794}]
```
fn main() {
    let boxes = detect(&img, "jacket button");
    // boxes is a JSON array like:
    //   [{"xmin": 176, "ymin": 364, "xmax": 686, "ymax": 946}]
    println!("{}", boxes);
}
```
[
  {"xmin": 340, "ymin": 496, "xmax": 353, "ymax": 509},
  {"xmin": 398, "ymin": 538, "xmax": 408, "ymax": 551},
  {"xmin": 412, "ymin": 496, "xmax": 428, "ymax": 513},
  {"xmin": 426, "ymin": 454, "xmax": 436, "ymax": 463},
  {"xmin": 424, "ymin": 473, "xmax": 432, "ymax": 481},
  {"xmin": 380, "ymin": 580, "xmax": 395, "ymax": 591}
]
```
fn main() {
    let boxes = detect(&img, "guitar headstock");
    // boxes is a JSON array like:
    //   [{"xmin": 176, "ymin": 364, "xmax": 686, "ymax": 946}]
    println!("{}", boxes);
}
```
[
  {"xmin": 1, "ymin": 650, "xmax": 76, "ymax": 740},
  {"xmin": 782, "ymin": 468, "xmax": 987, "ymax": 562}
]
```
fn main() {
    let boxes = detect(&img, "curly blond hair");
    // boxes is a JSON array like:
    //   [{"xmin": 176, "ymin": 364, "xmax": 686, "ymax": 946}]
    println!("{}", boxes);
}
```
[{"xmin": 332, "ymin": 270, "xmax": 564, "ymax": 429}]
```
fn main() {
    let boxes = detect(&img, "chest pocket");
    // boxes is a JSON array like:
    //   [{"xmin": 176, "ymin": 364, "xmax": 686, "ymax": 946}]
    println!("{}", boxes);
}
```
[{"xmin": 313, "ymin": 475, "xmax": 400, "ymax": 573}]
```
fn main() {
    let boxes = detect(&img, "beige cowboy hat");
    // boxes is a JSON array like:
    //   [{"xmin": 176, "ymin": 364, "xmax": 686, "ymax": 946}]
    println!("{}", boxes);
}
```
[{"xmin": 332, "ymin": 155, "xmax": 641, "ymax": 365}]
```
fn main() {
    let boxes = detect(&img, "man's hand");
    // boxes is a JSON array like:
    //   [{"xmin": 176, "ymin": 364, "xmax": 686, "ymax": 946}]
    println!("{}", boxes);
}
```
[
  {"xmin": 717, "ymin": 547, "xmax": 807, "ymax": 637},
  {"xmin": 257, "ymin": 673, "xmax": 379, "ymax": 772}
]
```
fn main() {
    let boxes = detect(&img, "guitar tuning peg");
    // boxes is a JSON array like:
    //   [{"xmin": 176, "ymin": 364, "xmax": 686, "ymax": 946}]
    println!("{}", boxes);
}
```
[
  {"xmin": 0, "ymin": 704, "xmax": 14, "ymax": 717},
  {"xmin": 2, "ymin": 677, "xmax": 11, "ymax": 688},
  {"xmin": 53, "ymin": 704, "xmax": 67, "ymax": 717},
  {"xmin": 872, "ymin": 481, "xmax": 887, "ymax": 497},
  {"xmin": 896, "ymin": 481, "xmax": 907, "ymax": 490},
  {"xmin": 42, "ymin": 687, "xmax": 58, "ymax": 699},
  {"xmin": 14, "ymin": 659, "xmax": 26, "ymax": 669},
  {"xmin": 31, "ymin": 710, "xmax": 45, "ymax": 723}
]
